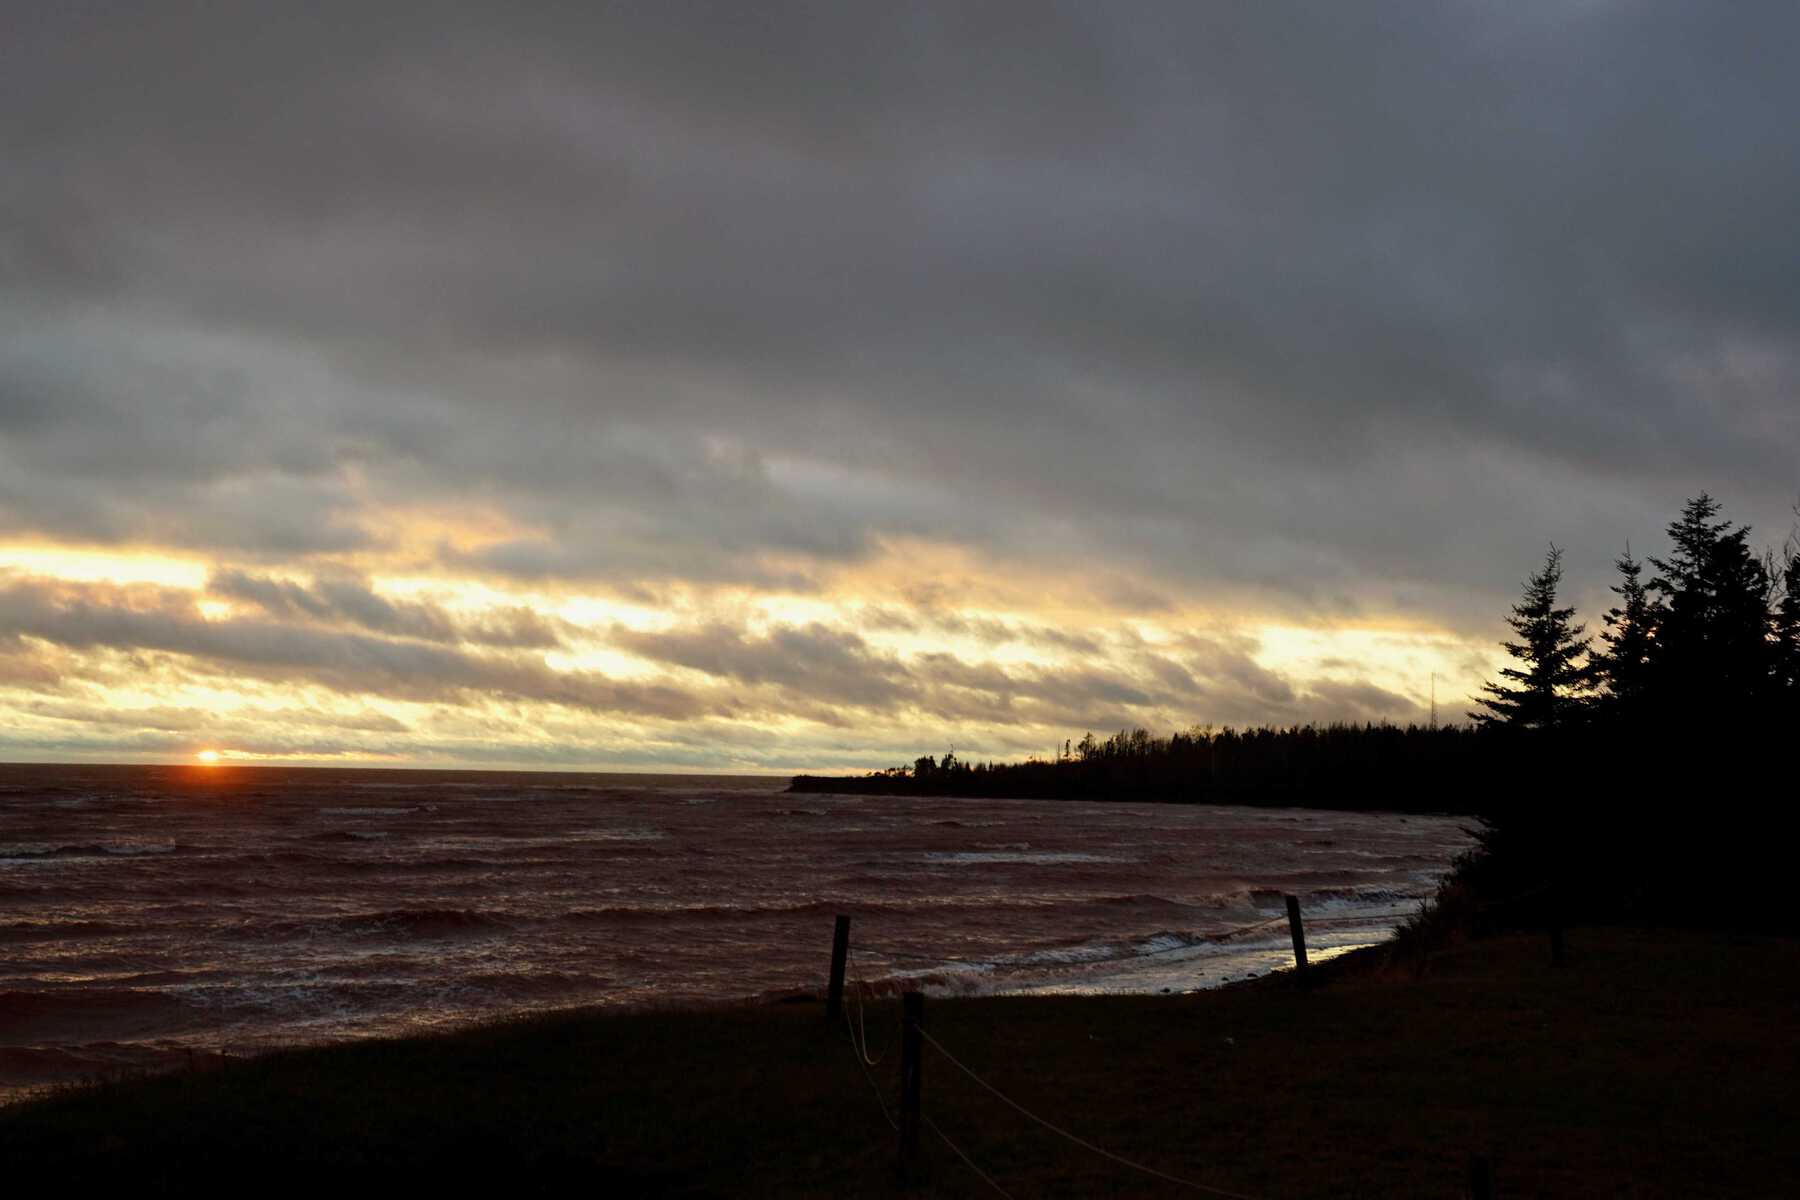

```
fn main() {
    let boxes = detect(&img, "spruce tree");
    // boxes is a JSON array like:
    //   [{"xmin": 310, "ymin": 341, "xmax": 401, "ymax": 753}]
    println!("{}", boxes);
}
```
[
  {"xmin": 1773, "ymin": 539, "xmax": 1800, "ymax": 702},
  {"xmin": 1472, "ymin": 545, "xmax": 1592, "ymax": 729},
  {"xmin": 1646, "ymin": 494, "xmax": 1772, "ymax": 713},
  {"xmin": 1588, "ymin": 546, "xmax": 1658, "ymax": 710}
]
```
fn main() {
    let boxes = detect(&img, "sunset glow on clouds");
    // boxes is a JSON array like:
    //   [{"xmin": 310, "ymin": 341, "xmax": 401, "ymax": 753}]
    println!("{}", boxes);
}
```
[
  {"xmin": 4, "ymin": 3, "xmax": 1798, "ymax": 770},
  {"xmin": 0, "ymin": 537, "xmax": 1488, "ymax": 770}
]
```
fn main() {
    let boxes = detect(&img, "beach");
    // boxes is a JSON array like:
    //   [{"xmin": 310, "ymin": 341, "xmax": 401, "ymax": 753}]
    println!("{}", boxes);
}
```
[{"xmin": 4, "ymin": 925, "xmax": 1796, "ymax": 1196}]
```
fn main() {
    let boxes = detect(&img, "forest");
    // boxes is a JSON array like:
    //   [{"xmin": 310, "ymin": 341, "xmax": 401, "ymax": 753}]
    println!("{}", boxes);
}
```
[
  {"xmin": 794, "ymin": 494, "xmax": 1800, "ymax": 925},
  {"xmin": 791, "ymin": 721, "xmax": 1486, "ymax": 813}
]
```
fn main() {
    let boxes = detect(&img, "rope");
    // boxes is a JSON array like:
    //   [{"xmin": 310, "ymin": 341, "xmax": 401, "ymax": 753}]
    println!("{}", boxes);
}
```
[
  {"xmin": 924, "ymin": 1114, "xmax": 1017, "ymax": 1199},
  {"xmin": 844, "ymin": 944, "xmax": 884, "ymax": 1066},
  {"xmin": 915, "ymin": 1024, "xmax": 1266, "ymax": 1200},
  {"xmin": 841, "ymin": 993, "xmax": 898, "ymax": 1131}
]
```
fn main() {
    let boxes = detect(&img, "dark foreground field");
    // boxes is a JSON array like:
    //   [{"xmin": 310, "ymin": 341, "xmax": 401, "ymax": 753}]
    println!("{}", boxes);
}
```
[{"xmin": 4, "ymin": 927, "xmax": 1797, "ymax": 1197}]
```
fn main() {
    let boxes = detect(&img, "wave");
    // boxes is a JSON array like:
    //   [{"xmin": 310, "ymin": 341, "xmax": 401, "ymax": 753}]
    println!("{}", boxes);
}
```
[
  {"xmin": 0, "ymin": 987, "xmax": 191, "ymax": 1038},
  {"xmin": 0, "ymin": 919, "xmax": 137, "ymax": 943},
  {"xmin": 244, "ymin": 908, "xmax": 517, "ymax": 942},
  {"xmin": 922, "ymin": 849, "xmax": 1130, "ymax": 866},
  {"xmin": 460, "ymin": 970, "xmax": 610, "ymax": 998},
  {"xmin": 315, "ymin": 806, "xmax": 427, "ymax": 817},
  {"xmin": 208, "ymin": 849, "xmax": 512, "ymax": 874},
  {"xmin": 1247, "ymin": 884, "xmax": 1425, "ymax": 909},
  {"xmin": 0, "ymin": 840, "xmax": 179, "ymax": 861},
  {"xmin": 556, "ymin": 891, "xmax": 1195, "ymax": 925}
]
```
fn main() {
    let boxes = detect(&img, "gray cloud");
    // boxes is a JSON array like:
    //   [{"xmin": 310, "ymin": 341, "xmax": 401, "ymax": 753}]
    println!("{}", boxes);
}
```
[
  {"xmin": 611, "ymin": 618, "xmax": 1421, "ymax": 732},
  {"xmin": 0, "ymin": 576, "xmax": 703, "ymax": 720},
  {"xmin": 209, "ymin": 569, "xmax": 564, "ymax": 648},
  {"xmin": 2, "ymin": 2, "xmax": 1798, "ymax": 764},
  {"xmin": 6, "ymin": 3, "xmax": 1798, "ymax": 616},
  {"xmin": 0, "ymin": 578, "xmax": 1432, "ymax": 768},
  {"xmin": 20, "ymin": 697, "xmax": 409, "ymax": 736}
]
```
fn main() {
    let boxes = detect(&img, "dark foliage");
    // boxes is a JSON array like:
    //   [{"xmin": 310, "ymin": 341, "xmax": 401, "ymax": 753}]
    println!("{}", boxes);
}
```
[
  {"xmin": 1470, "ymin": 545, "xmax": 1591, "ymax": 729},
  {"xmin": 1640, "ymin": 494, "xmax": 1775, "ymax": 720},
  {"xmin": 1587, "ymin": 546, "xmax": 1657, "ymax": 713},
  {"xmin": 796, "ymin": 721, "xmax": 1501, "ymax": 815},
  {"xmin": 1462, "ymin": 494, "xmax": 1800, "ymax": 935},
  {"xmin": 796, "ymin": 493, "xmax": 1800, "ymax": 937}
]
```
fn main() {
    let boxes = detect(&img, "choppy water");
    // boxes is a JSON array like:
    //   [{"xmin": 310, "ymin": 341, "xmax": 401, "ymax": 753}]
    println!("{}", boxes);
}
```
[{"xmin": 0, "ymin": 763, "xmax": 1471, "ymax": 1102}]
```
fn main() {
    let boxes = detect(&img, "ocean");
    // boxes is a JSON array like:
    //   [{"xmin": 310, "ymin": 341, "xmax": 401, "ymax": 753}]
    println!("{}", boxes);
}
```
[{"xmin": 0, "ymin": 763, "xmax": 1472, "ymax": 1103}]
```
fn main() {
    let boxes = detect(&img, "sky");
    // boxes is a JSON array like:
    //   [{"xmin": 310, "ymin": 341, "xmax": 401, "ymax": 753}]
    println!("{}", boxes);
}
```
[{"xmin": 3, "ymin": 1, "xmax": 1798, "ymax": 772}]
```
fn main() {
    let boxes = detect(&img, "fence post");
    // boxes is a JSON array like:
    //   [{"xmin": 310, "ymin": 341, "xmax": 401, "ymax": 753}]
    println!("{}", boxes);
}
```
[
  {"xmin": 898, "ymin": 990, "xmax": 924, "ymax": 1177},
  {"xmin": 1284, "ymin": 894, "xmax": 1309, "ymax": 974},
  {"xmin": 826, "ymin": 914, "xmax": 852, "ymax": 1022}
]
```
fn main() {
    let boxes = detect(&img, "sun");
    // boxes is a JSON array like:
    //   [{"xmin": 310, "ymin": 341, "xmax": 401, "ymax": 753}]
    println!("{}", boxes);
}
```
[{"xmin": 196, "ymin": 749, "xmax": 222, "ymax": 765}]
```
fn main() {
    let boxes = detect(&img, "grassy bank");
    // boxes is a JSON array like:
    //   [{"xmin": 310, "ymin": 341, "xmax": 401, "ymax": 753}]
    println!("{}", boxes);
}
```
[{"xmin": 4, "ymin": 926, "xmax": 1797, "ymax": 1196}]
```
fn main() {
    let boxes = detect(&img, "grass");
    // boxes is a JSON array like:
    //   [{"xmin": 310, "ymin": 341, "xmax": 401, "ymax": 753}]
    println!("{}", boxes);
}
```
[{"xmin": 3, "ymin": 926, "xmax": 1798, "ymax": 1196}]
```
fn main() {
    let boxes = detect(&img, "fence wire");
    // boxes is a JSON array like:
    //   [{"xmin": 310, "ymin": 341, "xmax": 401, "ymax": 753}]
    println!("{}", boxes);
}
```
[
  {"xmin": 839, "ymin": 960, "xmax": 898, "ymax": 1132},
  {"xmin": 915, "ymin": 1022, "xmax": 1266, "ymax": 1200},
  {"xmin": 924, "ymin": 1113, "xmax": 1017, "ymax": 1199},
  {"xmin": 829, "ymin": 900, "xmax": 1419, "ymax": 1198}
]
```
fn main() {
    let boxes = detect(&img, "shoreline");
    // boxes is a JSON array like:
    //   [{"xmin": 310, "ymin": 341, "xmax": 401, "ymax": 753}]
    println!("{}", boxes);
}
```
[
  {"xmin": 0, "ymin": 916, "xmax": 1393, "ymax": 1110},
  {"xmin": 9, "ymin": 925, "xmax": 1795, "ymax": 1195}
]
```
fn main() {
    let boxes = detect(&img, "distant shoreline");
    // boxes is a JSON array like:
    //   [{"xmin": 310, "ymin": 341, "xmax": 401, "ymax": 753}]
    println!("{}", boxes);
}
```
[
  {"xmin": 788, "ymin": 722, "xmax": 1493, "ymax": 816},
  {"xmin": 787, "ymin": 772, "xmax": 1479, "ymax": 816}
]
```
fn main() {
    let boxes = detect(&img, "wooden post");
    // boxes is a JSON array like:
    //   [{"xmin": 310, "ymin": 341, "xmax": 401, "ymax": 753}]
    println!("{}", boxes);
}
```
[
  {"xmin": 1469, "ymin": 1153, "xmax": 1494, "ymax": 1200},
  {"xmin": 826, "ymin": 914, "xmax": 851, "ymax": 1022},
  {"xmin": 1285, "ymin": 894, "xmax": 1309, "ymax": 973},
  {"xmin": 898, "ymin": 990, "xmax": 924, "ymax": 1175}
]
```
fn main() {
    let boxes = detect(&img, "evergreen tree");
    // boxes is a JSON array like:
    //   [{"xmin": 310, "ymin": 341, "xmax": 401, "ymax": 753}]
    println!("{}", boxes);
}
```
[
  {"xmin": 1588, "ymin": 545, "xmax": 1658, "ymax": 710},
  {"xmin": 1472, "ymin": 545, "xmax": 1592, "ymax": 729},
  {"xmin": 1773, "ymin": 537, "xmax": 1800, "ymax": 702},
  {"xmin": 1645, "ymin": 494, "xmax": 1772, "ymax": 713}
]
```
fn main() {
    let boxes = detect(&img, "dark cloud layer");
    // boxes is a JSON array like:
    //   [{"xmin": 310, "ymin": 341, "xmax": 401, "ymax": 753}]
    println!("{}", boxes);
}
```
[
  {"xmin": 7, "ymin": 2, "xmax": 1798, "ymax": 613},
  {"xmin": 2, "ymin": 3, "xmax": 1798, "ymax": 763}
]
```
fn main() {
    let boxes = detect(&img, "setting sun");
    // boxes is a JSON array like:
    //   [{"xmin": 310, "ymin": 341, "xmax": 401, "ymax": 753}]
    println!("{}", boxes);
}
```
[{"xmin": 196, "ymin": 750, "xmax": 221, "ymax": 765}]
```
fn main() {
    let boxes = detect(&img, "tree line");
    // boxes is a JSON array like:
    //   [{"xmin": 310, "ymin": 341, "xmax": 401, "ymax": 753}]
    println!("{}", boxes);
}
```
[
  {"xmin": 1473, "ymin": 493, "xmax": 1800, "ymax": 732},
  {"xmin": 793, "ymin": 492, "xmax": 1798, "ymax": 829},
  {"xmin": 792, "ymin": 722, "xmax": 1483, "ymax": 812},
  {"xmin": 1454, "ymin": 492, "xmax": 1799, "ymax": 930},
  {"xmin": 794, "ymin": 492, "xmax": 1798, "ymax": 932}
]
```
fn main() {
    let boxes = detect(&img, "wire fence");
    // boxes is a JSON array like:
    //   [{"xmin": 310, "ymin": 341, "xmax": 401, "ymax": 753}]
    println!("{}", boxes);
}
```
[
  {"xmin": 833, "ymin": 921, "xmax": 1282, "ymax": 1198},
  {"xmin": 923, "ymin": 1112, "xmax": 1016, "ymax": 1199},
  {"xmin": 827, "ymin": 886, "xmax": 1568, "ymax": 1195},
  {"xmin": 915, "ymin": 1022, "xmax": 1264, "ymax": 1200}
]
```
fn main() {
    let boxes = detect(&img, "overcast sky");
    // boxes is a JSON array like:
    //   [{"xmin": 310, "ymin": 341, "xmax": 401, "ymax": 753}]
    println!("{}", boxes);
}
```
[{"xmin": 3, "ymin": 1, "xmax": 1797, "ymax": 770}]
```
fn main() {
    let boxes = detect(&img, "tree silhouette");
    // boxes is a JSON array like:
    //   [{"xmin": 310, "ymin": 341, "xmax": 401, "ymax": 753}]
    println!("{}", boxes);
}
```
[
  {"xmin": 1471, "ymin": 545, "xmax": 1591, "ymax": 729},
  {"xmin": 1646, "ymin": 494, "xmax": 1772, "ymax": 714},
  {"xmin": 1588, "ymin": 546, "xmax": 1658, "ymax": 711},
  {"xmin": 1773, "ymin": 533, "xmax": 1800, "ymax": 703}
]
